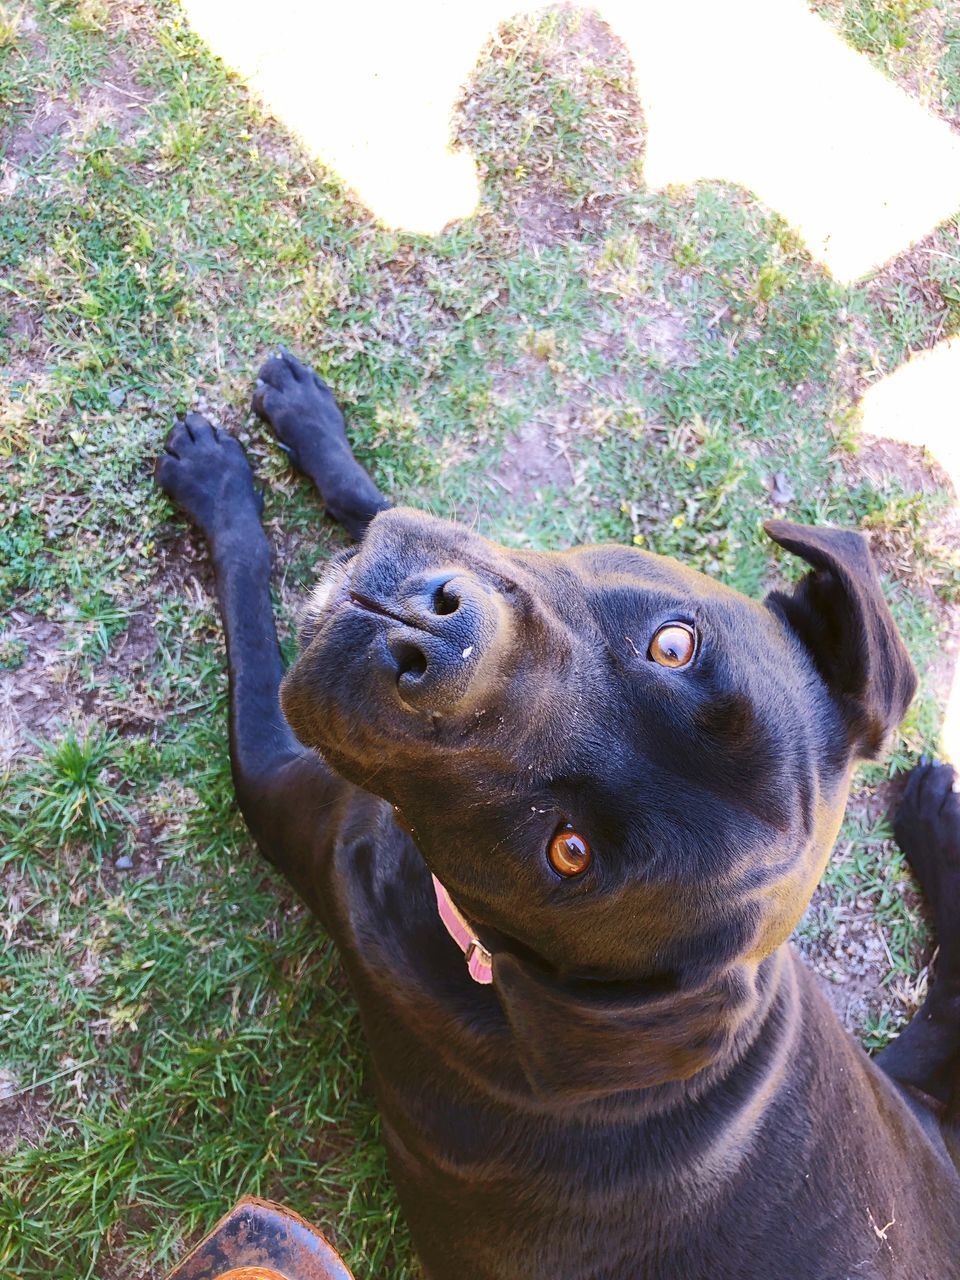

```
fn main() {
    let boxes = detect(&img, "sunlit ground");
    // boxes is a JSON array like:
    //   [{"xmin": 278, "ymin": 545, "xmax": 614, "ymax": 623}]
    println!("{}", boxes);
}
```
[
  {"xmin": 180, "ymin": 0, "xmax": 960, "ymax": 280},
  {"xmin": 861, "ymin": 337, "xmax": 960, "ymax": 758}
]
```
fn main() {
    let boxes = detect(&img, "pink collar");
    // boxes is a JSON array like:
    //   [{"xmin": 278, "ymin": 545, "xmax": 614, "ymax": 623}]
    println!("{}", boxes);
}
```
[{"xmin": 432, "ymin": 874, "xmax": 494, "ymax": 984}]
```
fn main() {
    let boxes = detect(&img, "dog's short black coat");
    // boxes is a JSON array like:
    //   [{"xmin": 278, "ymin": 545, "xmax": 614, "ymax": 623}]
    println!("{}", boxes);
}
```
[{"xmin": 158, "ymin": 351, "xmax": 960, "ymax": 1280}]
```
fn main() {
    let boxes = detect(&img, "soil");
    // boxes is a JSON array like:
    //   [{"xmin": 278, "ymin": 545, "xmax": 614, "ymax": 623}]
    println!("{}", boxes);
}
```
[
  {"xmin": 1, "ymin": 21, "xmax": 151, "ymax": 198},
  {"xmin": 495, "ymin": 416, "xmax": 574, "ymax": 495},
  {"xmin": 1, "ymin": 613, "xmax": 72, "ymax": 768},
  {"xmin": 0, "ymin": 1082, "xmax": 50, "ymax": 1157}
]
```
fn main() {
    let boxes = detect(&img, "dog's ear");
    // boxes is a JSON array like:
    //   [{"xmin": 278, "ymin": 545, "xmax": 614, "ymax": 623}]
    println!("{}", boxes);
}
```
[
  {"xmin": 763, "ymin": 519, "xmax": 916, "ymax": 758},
  {"xmin": 493, "ymin": 952, "xmax": 739, "ymax": 1101}
]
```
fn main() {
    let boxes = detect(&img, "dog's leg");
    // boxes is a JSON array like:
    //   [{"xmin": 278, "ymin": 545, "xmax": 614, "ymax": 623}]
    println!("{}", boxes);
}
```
[
  {"xmin": 252, "ymin": 349, "xmax": 391, "ymax": 537},
  {"xmin": 156, "ymin": 414, "xmax": 356, "ymax": 921},
  {"xmin": 875, "ymin": 761, "xmax": 960, "ymax": 1108}
]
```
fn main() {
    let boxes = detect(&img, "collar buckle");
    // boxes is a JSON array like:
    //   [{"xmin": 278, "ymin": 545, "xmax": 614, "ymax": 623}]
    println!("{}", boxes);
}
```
[{"xmin": 432, "ymin": 874, "xmax": 495, "ymax": 985}]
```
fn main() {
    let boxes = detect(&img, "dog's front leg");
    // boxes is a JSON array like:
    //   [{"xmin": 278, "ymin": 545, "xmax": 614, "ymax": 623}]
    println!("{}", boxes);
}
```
[
  {"xmin": 156, "ymin": 415, "xmax": 351, "ymax": 920},
  {"xmin": 252, "ymin": 348, "xmax": 391, "ymax": 538}
]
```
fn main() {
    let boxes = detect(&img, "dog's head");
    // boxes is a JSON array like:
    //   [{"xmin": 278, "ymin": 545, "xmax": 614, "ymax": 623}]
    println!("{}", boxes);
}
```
[{"xmin": 281, "ymin": 509, "xmax": 915, "ymax": 1097}]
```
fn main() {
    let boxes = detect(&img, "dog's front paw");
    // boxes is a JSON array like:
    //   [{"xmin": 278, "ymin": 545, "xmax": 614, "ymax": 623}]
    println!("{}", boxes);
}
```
[
  {"xmin": 156, "ymin": 414, "xmax": 262, "ymax": 536},
  {"xmin": 252, "ymin": 348, "xmax": 348, "ymax": 472}
]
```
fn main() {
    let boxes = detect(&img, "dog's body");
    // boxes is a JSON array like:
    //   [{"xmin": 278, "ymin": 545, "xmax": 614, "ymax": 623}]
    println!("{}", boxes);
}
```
[{"xmin": 158, "ymin": 352, "xmax": 960, "ymax": 1279}]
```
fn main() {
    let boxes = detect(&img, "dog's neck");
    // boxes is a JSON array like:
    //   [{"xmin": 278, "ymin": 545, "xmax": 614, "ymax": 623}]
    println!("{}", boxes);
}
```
[
  {"xmin": 632, "ymin": 947, "xmax": 797, "ymax": 1107},
  {"xmin": 429, "ymin": 864, "xmax": 797, "ymax": 1116},
  {"xmin": 481, "ymin": 942, "xmax": 795, "ymax": 1113}
]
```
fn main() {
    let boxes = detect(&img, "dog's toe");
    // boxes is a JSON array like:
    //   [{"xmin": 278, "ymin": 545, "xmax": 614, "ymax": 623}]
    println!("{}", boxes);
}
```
[
  {"xmin": 278, "ymin": 347, "xmax": 310, "ymax": 380},
  {"xmin": 182, "ymin": 411, "xmax": 220, "ymax": 442},
  {"xmin": 255, "ymin": 355, "xmax": 289, "ymax": 392}
]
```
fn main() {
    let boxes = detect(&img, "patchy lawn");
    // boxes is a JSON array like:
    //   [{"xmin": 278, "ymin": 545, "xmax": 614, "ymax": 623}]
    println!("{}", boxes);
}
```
[{"xmin": 1, "ymin": 1, "xmax": 959, "ymax": 1277}]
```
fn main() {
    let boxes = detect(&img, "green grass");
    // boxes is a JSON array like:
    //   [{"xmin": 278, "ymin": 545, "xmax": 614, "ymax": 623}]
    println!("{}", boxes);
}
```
[
  {"xmin": 842, "ymin": 0, "xmax": 932, "ymax": 56},
  {"xmin": 14, "ymin": 729, "xmax": 131, "ymax": 847},
  {"xmin": 2, "ymin": 3, "xmax": 960, "ymax": 1277}
]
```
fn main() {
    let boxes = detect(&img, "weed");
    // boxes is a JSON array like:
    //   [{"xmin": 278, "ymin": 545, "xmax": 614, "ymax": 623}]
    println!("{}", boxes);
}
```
[
  {"xmin": 0, "ymin": 634, "xmax": 27, "ymax": 669},
  {"xmin": 843, "ymin": 0, "xmax": 931, "ymax": 56},
  {"xmin": 8, "ymin": 729, "xmax": 129, "ymax": 851}
]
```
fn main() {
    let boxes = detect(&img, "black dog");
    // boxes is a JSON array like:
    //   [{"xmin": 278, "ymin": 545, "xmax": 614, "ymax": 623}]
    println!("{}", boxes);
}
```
[{"xmin": 158, "ymin": 351, "xmax": 960, "ymax": 1279}]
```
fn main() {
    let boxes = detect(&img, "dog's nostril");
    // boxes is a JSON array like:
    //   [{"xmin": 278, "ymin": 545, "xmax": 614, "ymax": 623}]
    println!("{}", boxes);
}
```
[
  {"xmin": 394, "ymin": 641, "xmax": 428, "ymax": 681},
  {"xmin": 432, "ymin": 583, "xmax": 460, "ymax": 616}
]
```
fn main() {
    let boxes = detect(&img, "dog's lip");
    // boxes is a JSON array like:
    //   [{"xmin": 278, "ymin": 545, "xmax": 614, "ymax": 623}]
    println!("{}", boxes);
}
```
[
  {"xmin": 308, "ymin": 553, "xmax": 423, "ymax": 630},
  {"xmin": 348, "ymin": 590, "xmax": 421, "ymax": 629}
]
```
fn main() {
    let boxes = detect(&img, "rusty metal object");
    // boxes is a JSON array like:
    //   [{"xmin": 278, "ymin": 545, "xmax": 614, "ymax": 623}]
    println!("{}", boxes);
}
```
[{"xmin": 165, "ymin": 1196, "xmax": 355, "ymax": 1280}]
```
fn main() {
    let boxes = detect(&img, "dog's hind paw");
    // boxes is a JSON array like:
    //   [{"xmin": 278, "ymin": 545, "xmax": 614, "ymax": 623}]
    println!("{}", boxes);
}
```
[
  {"xmin": 893, "ymin": 760, "xmax": 960, "ymax": 941},
  {"xmin": 156, "ymin": 413, "xmax": 262, "ymax": 536},
  {"xmin": 252, "ymin": 348, "xmax": 349, "ymax": 472}
]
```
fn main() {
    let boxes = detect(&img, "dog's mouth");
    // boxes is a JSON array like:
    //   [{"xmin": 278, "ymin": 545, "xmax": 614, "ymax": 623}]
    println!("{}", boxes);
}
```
[{"xmin": 302, "ymin": 549, "xmax": 432, "ymax": 639}]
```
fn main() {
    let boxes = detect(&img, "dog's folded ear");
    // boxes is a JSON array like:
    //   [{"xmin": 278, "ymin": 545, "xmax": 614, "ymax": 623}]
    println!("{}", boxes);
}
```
[
  {"xmin": 763, "ymin": 519, "xmax": 916, "ymax": 758},
  {"xmin": 493, "ymin": 952, "xmax": 737, "ymax": 1102}
]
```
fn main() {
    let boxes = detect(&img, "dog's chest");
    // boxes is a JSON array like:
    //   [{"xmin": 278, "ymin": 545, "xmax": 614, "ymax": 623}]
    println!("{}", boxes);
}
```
[
  {"xmin": 320, "ymin": 822, "xmax": 756, "ymax": 1274},
  {"xmin": 317, "ymin": 807, "xmax": 960, "ymax": 1280}
]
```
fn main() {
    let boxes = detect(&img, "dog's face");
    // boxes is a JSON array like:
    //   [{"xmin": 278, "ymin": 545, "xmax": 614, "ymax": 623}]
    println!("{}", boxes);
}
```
[{"xmin": 281, "ymin": 508, "xmax": 915, "ymax": 1093}]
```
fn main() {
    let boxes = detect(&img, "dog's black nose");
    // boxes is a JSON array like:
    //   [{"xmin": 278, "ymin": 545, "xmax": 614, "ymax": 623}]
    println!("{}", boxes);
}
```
[{"xmin": 382, "ymin": 567, "xmax": 510, "ymax": 712}]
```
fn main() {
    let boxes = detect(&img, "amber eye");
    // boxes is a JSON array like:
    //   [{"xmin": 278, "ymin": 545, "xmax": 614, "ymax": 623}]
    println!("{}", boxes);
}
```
[
  {"xmin": 548, "ymin": 827, "xmax": 592, "ymax": 877},
  {"xmin": 648, "ymin": 622, "xmax": 696, "ymax": 669}
]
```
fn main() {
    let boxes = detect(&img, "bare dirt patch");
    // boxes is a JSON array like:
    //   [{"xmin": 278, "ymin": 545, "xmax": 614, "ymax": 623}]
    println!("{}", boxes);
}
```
[
  {"xmin": 855, "ymin": 433, "xmax": 954, "ymax": 498},
  {"xmin": 80, "ymin": 607, "xmax": 164, "ymax": 737},
  {"xmin": 0, "ymin": 1079, "xmax": 50, "ymax": 1157},
  {"xmin": 0, "ymin": 595, "xmax": 167, "ymax": 768},
  {"xmin": 0, "ymin": 613, "xmax": 71, "ymax": 767},
  {"xmin": 495, "ymin": 416, "xmax": 574, "ymax": 496},
  {"xmin": 2, "ymin": 300, "xmax": 42, "ymax": 345},
  {"xmin": 629, "ymin": 306, "xmax": 696, "ymax": 367},
  {"xmin": 70, "ymin": 50, "xmax": 153, "ymax": 142},
  {"xmin": 3, "ymin": 95, "xmax": 74, "ymax": 168},
  {"xmin": 513, "ymin": 191, "xmax": 589, "ymax": 248},
  {"xmin": 486, "ymin": 352, "xmax": 620, "ymax": 505},
  {"xmin": 1, "ymin": 36, "xmax": 152, "ymax": 198}
]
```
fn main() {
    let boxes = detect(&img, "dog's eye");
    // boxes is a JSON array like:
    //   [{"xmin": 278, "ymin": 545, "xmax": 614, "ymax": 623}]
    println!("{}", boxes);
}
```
[
  {"xmin": 548, "ymin": 826, "xmax": 592, "ymax": 877},
  {"xmin": 649, "ymin": 622, "xmax": 696, "ymax": 668}
]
